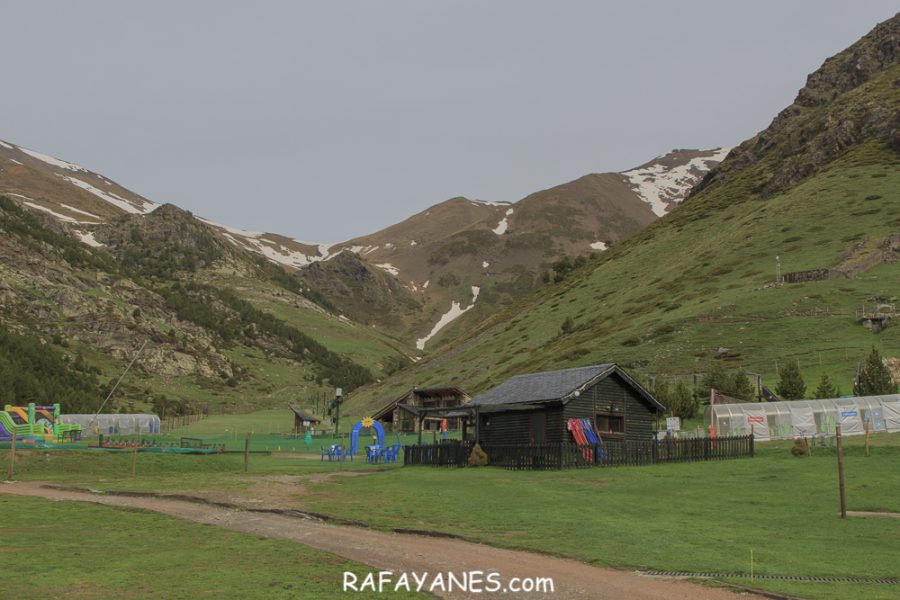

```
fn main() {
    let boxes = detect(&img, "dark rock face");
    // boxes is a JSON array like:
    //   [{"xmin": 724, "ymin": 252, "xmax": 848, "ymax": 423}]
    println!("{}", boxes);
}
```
[
  {"xmin": 796, "ymin": 16, "xmax": 899, "ymax": 107},
  {"xmin": 299, "ymin": 251, "xmax": 421, "ymax": 327},
  {"xmin": 692, "ymin": 13, "xmax": 900, "ymax": 200},
  {"xmin": 95, "ymin": 203, "xmax": 231, "ymax": 277}
]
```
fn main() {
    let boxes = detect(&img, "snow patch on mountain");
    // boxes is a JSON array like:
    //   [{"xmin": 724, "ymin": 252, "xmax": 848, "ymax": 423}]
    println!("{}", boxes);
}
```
[
  {"xmin": 416, "ymin": 286, "xmax": 480, "ymax": 350},
  {"xmin": 9, "ymin": 159, "xmax": 23, "ymax": 165},
  {"xmin": 376, "ymin": 263, "xmax": 399, "ymax": 276},
  {"xmin": 0, "ymin": 140, "xmax": 13, "ymax": 149},
  {"xmin": 410, "ymin": 240, "xmax": 417, "ymax": 246},
  {"xmin": 482, "ymin": 261, "xmax": 490, "ymax": 269},
  {"xmin": 423, "ymin": 280, "xmax": 430, "ymax": 289},
  {"xmin": 622, "ymin": 147, "xmax": 730, "ymax": 216},
  {"xmin": 22, "ymin": 201, "xmax": 90, "ymax": 224},
  {"xmin": 196, "ymin": 217, "xmax": 263, "ymax": 238},
  {"xmin": 492, "ymin": 208, "xmax": 514, "ymax": 235},
  {"xmin": 471, "ymin": 199, "xmax": 512, "ymax": 207},
  {"xmin": 198, "ymin": 217, "xmax": 327, "ymax": 268},
  {"xmin": 19, "ymin": 147, "xmax": 87, "ymax": 172},
  {"xmin": 250, "ymin": 239, "xmax": 317, "ymax": 269},
  {"xmin": 75, "ymin": 231, "xmax": 104, "ymax": 247},
  {"xmin": 62, "ymin": 176, "xmax": 157, "ymax": 214},
  {"xmin": 590, "ymin": 241, "xmax": 608, "ymax": 251},
  {"xmin": 60, "ymin": 203, "xmax": 102, "ymax": 221}
]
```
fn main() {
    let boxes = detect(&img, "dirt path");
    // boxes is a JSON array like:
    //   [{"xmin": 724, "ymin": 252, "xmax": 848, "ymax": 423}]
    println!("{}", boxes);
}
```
[
  {"xmin": 846, "ymin": 510, "xmax": 900, "ymax": 519},
  {"xmin": 1, "ymin": 481, "xmax": 754, "ymax": 599}
]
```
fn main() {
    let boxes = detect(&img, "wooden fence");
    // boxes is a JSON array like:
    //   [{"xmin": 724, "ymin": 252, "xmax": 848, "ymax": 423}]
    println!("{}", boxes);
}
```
[{"xmin": 404, "ymin": 435, "xmax": 754, "ymax": 470}]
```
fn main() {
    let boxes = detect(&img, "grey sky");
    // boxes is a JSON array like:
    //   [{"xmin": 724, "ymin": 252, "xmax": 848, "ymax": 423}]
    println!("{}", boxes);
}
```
[{"xmin": 2, "ymin": 1, "xmax": 896, "ymax": 242}]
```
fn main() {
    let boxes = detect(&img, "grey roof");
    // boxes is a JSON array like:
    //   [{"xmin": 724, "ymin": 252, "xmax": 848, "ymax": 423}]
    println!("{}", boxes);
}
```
[
  {"xmin": 470, "ymin": 363, "xmax": 665, "ymax": 413},
  {"xmin": 471, "ymin": 364, "xmax": 615, "ymax": 406},
  {"xmin": 289, "ymin": 405, "xmax": 321, "ymax": 422}
]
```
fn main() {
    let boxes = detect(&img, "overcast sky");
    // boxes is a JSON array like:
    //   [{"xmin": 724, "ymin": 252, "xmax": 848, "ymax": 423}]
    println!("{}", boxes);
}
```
[{"xmin": 2, "ymin": 2, "xmax": 896, "ymax": 241}]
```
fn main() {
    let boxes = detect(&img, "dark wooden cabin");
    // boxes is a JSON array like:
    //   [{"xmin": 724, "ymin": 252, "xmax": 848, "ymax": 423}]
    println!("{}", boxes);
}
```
[
  {"xmin": 289, "ymin": 405, "xmax": 321, "ymax": 434},
  {"xmin": 470, "ymin": 364, "xmax": 664, "ymax": 446},
  {"xmin": 373, "ymin": 386, "xmax": 471, "ymax": 432}
]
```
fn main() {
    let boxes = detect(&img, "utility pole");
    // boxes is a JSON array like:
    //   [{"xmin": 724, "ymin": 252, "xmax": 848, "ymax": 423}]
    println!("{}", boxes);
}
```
[
  {"xmin": 333, "ymin": 387, "xmax": 343, "ymax": 437},
  {"xmin": 836, "ymin": 424, "xmax": 846, "ymax": 519}
]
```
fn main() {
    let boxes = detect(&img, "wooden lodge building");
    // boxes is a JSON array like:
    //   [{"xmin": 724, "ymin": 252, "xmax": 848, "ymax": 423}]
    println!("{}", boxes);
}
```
[
  {"xmin": 373, "ymin": 386, "xmax": 471, "ymax": 433},
  {"xmin": 470, "ymin": 364, "xmax": 665, "ymax": 445},
  {"xmin": 289, "ymin": 405, "xmax": 322, "ymax": 434}
]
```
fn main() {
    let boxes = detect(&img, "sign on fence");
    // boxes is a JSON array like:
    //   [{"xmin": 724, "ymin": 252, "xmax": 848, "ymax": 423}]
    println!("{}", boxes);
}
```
[{"xmin": 747, "ymin": 416, "xmax": 765, "ymax": 424}]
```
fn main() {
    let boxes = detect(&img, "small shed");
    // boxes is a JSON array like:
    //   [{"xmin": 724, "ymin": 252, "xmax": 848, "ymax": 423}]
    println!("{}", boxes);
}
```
[
  {"xmin": 373, "ymin": 386, "xmax": 471, "ymax": 432},
  {"xmin": 289, "ymin": 405, "xmax": 321, "ymax": 434},
  {"xmin": 470, "ymin": 364, "xmax": 665, "ymax": 446}
]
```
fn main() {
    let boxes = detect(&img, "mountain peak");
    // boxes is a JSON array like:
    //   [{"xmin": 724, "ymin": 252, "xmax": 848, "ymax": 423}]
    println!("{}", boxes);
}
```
[
  {"xmin": 796, "ymin": 12, "xmax": 899, "ymax": 108},
  {"xmin": 691, "ymin": 13, "xmax": 899, "ymax": 200}
]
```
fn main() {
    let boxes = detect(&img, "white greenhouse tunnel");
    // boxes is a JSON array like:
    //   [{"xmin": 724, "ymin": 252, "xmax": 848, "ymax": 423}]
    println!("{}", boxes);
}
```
[
  {"xmin": 61, "ymin": 414, "xmax": 161, "ymax": 436},
  {"xmin": 705, "ymin": 395, "xmax": 900, "ymax": 441}
]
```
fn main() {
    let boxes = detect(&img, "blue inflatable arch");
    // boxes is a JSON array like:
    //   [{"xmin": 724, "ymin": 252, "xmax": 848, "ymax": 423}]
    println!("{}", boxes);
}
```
[{"xmin": 350, "ymin": 419, "xmax": 385, "ymax": 455}]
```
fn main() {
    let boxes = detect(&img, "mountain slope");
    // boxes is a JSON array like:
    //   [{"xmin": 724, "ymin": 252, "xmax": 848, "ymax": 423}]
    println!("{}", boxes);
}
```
[
  {"xmin": 0, "ymin": 162, "xmax": 412, "ymax": 412},
  {"xmin": 2, "ymin": 136, "xmax": 727, "ymax": 355},
  {"xmin": 344, "ymin": 14, "xmax": 900, "ymax": 417},
  {"xmin": 312, "ymin": 148, "xmax": 728, "ymax": 349}
]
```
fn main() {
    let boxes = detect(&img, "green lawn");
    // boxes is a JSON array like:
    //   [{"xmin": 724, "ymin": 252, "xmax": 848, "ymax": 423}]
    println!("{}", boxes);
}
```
[
  {"xmin": 1, "ymin": 494, "xmax": 413, "ymax": 599},
  {"xmin": 4, "ymin": 449, "xmax": 397, "ymax": 493},
  {"xmin": 169, "ymin": 408, "xmax": 296, "ymax": 436},
  {"xmin": 4, "ymin": 435, "xmax": 899, "ymax": 599},
  {"xmin": 294, "ymin": 434, "xmax": 900, "ymax": 600}
]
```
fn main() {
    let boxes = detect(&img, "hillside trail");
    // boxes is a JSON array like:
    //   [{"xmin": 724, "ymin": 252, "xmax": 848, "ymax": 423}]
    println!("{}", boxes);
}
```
[{"xmin": 2, "ymin": 481, "xmax": 758, "ymax": 600}]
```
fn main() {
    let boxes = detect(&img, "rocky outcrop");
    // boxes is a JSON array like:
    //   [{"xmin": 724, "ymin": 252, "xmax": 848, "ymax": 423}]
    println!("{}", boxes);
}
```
[{"xmin": 691, "ymin": 13, "xmax": 900, "ymax": 199}]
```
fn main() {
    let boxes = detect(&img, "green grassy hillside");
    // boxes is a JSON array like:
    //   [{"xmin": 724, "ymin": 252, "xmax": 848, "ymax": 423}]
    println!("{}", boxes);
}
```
[{"xmin": 347, "ymin": 142, "xmax": 899, "ymax": 416}]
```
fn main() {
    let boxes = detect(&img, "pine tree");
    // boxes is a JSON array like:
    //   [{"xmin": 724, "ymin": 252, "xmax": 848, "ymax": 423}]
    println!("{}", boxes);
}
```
[
  {"xmin": 854, "ymin": 347, "xmax": 898, "ymax": 396},
  {"xmin": 813, "ymin": 373, "xmax": 839, "ymax": 399},
  {"xmin": 776, "ymin": 360, "xmax": 806, "ymax": 399},
  {"xmin": 700, "ymin": 368, "xmax": 756, "ymax": 401},
  {"xmin": 730, "ymin": 372, "xmax": 757, "ymax": 401},
  {"xmin": 669, "ymin": 379, "xmax": 698, "ymax": 419}
]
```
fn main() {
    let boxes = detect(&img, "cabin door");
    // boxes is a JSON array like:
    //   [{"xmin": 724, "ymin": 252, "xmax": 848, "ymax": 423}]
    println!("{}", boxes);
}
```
[{"xmin": 530, "ymin": 413, "xmax": 546, "ymax": 445}]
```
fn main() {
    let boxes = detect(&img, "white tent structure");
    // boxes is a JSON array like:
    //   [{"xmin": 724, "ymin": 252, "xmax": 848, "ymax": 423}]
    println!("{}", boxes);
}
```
[
  {"xmin": 61, "ymin": 414, "xmax": 161, "ymax": 436},
  {"xmin": 705, "ymin": 395, "xmax": 900, "ymax": 441}
]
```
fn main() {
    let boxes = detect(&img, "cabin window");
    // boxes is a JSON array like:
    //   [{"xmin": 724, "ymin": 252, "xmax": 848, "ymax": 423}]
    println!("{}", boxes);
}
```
[{"xmin": 596, "ymin": 413, "xmax": 625, "ymax": 436}]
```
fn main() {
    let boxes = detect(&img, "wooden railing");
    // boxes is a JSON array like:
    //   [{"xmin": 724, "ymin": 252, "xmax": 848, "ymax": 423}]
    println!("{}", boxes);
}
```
[{"xmin": 404, "ymin": 435, "xmax": 754, "ymax": 470}]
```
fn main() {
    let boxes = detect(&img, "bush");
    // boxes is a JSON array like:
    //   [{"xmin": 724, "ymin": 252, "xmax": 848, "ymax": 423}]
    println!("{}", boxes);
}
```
[
  {"xmin": 791, "ymin": 438, "xmax": 811, "ymax": 457},
  {"xmin": 468, "ymin": 443, "xmax": 488, "ymax": 467}
]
